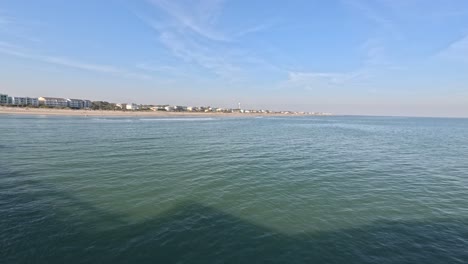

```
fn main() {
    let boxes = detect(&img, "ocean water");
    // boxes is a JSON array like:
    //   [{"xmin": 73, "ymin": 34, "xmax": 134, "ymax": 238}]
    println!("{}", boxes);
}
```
[{"xmin": 1, "ymin": 115, "xmax": 468, "ymax": 263}]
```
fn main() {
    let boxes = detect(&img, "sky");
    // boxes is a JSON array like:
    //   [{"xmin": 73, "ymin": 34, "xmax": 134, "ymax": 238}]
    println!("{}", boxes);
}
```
[{"xmin": 0, "ymin": 0, "xmax": 467, "ymax": 117}]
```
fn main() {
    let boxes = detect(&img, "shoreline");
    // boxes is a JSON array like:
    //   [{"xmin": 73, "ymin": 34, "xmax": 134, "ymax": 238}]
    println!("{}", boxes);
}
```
[{"xmin": 0, "ymin": 107, "xmax": 319, "ymax": 117}]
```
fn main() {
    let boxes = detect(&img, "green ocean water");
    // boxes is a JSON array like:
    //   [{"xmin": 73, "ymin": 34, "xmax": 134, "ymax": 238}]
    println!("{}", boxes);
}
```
[{"xmin": 1, "ymin": 115, "xmax": 468, "ymax": 263}]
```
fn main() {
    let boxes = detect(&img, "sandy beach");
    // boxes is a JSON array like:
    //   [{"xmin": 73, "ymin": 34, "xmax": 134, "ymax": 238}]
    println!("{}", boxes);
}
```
[{"xmin": 0, "ymin": 107, "xmax": 298, "ymax": 117}]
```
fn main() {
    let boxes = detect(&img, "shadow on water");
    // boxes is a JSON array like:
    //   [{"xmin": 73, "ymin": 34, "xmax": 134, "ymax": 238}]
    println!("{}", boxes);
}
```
[{"xmin": 1, "ymin": 169, "xmax": 468, "ymax": 264}]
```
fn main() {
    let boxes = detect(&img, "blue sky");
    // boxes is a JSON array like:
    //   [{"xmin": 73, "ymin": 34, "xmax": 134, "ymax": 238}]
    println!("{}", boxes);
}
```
[{"xmin": 0, "ymin": 0, "xmax": 467, "ymax": 116}]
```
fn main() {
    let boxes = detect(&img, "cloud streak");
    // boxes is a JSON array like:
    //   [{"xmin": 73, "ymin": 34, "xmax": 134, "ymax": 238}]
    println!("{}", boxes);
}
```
[
  {"xmin": 436, "ymin": 35, "xmax": 468, "ymax": 63},
  {"xmin": 281, "ymin": 38, "xmax": 396, "ymax": 91},
  {"xmin": 0, "ymin": 16, "xmax": 12, "ymax": 27},
  {"xmin": 284, "ymin": 70, "xmax": 370, "ymax": 91},
  {"xmin": 137, "ymin": 0, "xmax": 280, "ymax": 83},
  {"xmin": 148, "ymin": 0, "xmax": 228, "ymax": 42},
  {"xmin": 0, "ymin": 9, "xmax": 12, "ymax": 26},
  {"xmin": 158, "ymin": 31, "xmax": 242, "ymax": 78},
  {"xmin": 342, "ymin": 0, "xmax": 400, "ymax": 39},
  {"xmin": 0, "ymin": 42, "xmax": 151, "ymax": 79},
  {"xmin": 233, "ymin": 22, "xmax": 273, "ymax": 38}
]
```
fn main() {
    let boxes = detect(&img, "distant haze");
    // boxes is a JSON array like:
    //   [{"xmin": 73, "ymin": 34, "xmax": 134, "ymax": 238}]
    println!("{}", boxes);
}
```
[{"xmin": 1, "ymin": 0, "xmax": 468, "ymax": 117}]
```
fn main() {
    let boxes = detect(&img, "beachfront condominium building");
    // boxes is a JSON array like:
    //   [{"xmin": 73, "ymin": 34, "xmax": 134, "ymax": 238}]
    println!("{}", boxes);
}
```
[
  {"xmin": 9, "ymin": 97, "xmax": 39, "ymax": 106},
  {"xmin": 66, "ymin": 99, "xmax": 93, "ymax": 109},
  {"xmin": 36, "ymin": 98, "xmax": 90, "ymax": 109},
  {"xmin": 27, "ymin": 97, "xmax": 39, "ymax": 106},
  {"xmin": 126, "ymin": 103, "xmax": 139, "ymax": 110},
  {"xmin": 38, "ymin": 97, "xmax": 68, "ymax": 108},
  {"xmin": 67, "ymin": 99, "xmax": 83, "ymax": 109},
  {"xmin": 0, "ymin": 94, "xmax": 8, "ymax": 105},
  {"xmin": 83, "ymin": 100, "xmax": 92, "ymax": 109},
  {"xmin": 11, "ymin": 97, "xmax": 27, "ymax": 106}
]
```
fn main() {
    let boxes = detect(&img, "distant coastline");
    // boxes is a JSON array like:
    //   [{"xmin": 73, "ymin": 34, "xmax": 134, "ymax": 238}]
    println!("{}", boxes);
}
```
[{"xmin": 0, "ymin": 106, "xmax": 331, "ymax": 117}]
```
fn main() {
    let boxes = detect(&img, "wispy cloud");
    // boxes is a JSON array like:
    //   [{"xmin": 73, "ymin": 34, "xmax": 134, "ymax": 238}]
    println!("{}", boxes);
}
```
[
  {"xmin": 0, "ymin": 10, "xmax": 43, "ymax": 44},
  {"xmin": 360, "ymin": 38, "xmax": 389, "ymax": 66},
  {"xmin": 42, "ymin": 57, "xmax": 121, "ymax": 73},
  {"xmin": 135, "ymin": 0, "xmax": 278, "ymax": 82},
  {"xmin": 233, "ymin": 22, "xmax": 273, "ymax": 38},
  {"xmin": 158, "ymin": 31, "xmax": 242, "ymax": 78},
  {"xmin": 436, "ymin": 34, "xmax": 468, "ymax": 63},
  {"xmin": 0, "ymin": 41, "xmax": 151, "ymax": 79},
  {"xmin": 148, "ymin": 0, "xmax": 228, "ymax": 42},
  {"xmin": 136, "ymin": 63, "xmax": 177, "ymax": 73},
  {"xmin": 281, "ymin": 38, "xmax": 401, "ymax": 91},
  {"xmin": 342, "ymin": 0, "xmax": 400, "ymax": 39},
  {"xmin": 0, "ymin": 10, "xmax": 15, "ymax": 30},
  {"xmin": 284, "ymin": 70, "xmax": 370, "ymax": 91},
  {"xmin": 0, "ymin": 16, "xmax": 13, "ymax": 27},
  {"xmin": 136, "ymin": 63, "xmax": 198, "ymax": 80},
  {"xmin": 375, "ymin": 0, "xmax": 468, "ymax": 20}
]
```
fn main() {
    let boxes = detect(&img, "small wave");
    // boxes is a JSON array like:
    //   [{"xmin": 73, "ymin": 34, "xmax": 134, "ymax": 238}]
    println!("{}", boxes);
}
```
[
  {"xmin": 139, "ymin": 118, "xmax": 215, "ymax": 121},
  {"xmin": 90, "ymin": 118, "xmax": 134, "ymax": 122}
]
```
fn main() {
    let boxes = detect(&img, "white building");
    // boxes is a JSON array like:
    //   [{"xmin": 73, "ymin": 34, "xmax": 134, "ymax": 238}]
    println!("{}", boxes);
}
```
[
  {"xmin": 173, "ymin": 106, "xmax": 187, "ymax": 112},
  {"xmin": 67, "ymin": 99, "xmax": 92, "ymax": 109},
  {"xmin": 1, "ymin": 94, "xmax": 9, "ymax": 105},
  {"xmin": 83, "ymin": 100, "xmax": 92, "ymax": 109},
  {"xmin": 67, "ymin": 99, "xmax": 83, "ymax": 109},
  {"xmin": 38, "ymin": 97, "xmax": 68, "ymax": 107},
  {"xmin": 10, "ymin": 97, "xmax": 27, "ymax": 105},
  {"xmin": 27, "ymin": 97, "xmax": 39, "ymax": 106},
  {"xmin": 126, "ymin": 103, "xmax": 139, "ymax": 110},
  {"xmin": 9, "ymin": 97, "xmax": 39, "ymax": 106}
]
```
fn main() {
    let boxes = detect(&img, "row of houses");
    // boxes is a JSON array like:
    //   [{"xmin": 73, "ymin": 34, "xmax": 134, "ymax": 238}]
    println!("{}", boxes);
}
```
[
  {"xmin": 0, "ymin": 93, "xmax": 91, "ymax": 109},
  {"xmin": 115, "ymin": 103, "xmax": 140, "ymax": 111},
  {"xmin": 2, "ymin": 92, "xmax": 327, "ymax": 115},
  {"xmin": 1, "ymin": 94, "xmax": 39, "ymax": 106},
  {"xmin": 149, "ymin": 105, "xmax": 274, "ymax": 113},
  {"xmin": 38, "ymin": 97, "xmax": 92, "ymax": 109}
]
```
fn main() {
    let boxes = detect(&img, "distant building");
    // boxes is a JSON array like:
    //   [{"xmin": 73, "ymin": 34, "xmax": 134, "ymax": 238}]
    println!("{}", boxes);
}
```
[
  {"xmin": 67, "ymin": 99, "xmax": 83, "ymax": 109},
  {"xmin": 1, "ymin": 94, "xmax": 9, "ymax": 105},
  {"xmin": 150, "ymin": 105, "xmax": 167, "ymax": 111},
  {"xmin": 38, "ymin": 97, "xmax": 68, "ymax": 107},
  {"xmin": 9, "ymin": 97, "xmax": 39, "ymax": 106},
  {"xmin": 83, "ymin": 100, "xmax": 92, "ymax": 109},
  {"xmin": 10, "ymin": 97, "xmax": 27, "ymax": 106},
  {"xmin": 174, "ymin": 106, "xmax": 187, "ymax": 112},
  {"xmin": 67, "ymin": 99, "xmax": 92, "ymax": 109},
  {"xmin": 126, "ymin": 103, "xmax": 139, "ymax": 110},
  {"xmin": 27, "ymin": 97, "xmax": 39, "ymax": 106}
]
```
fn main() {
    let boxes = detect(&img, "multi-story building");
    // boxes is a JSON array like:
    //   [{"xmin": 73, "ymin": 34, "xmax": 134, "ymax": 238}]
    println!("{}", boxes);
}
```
[
  {"xmin": 173, "ymin": 106, "xmax": 187, "ymax": 112},
  {"xmin": 66, "ymin": 99, "xmax": 93, "ymax": 109},
  {"xmin": 9, "ymin": 97, "xmax": 39, "ymax": 106},
  {"xmin": 83, "ymin": 100, "xmax": 92, "ymax": 109},
  {"xmin": 153, "ymin": 105, "xmax": 168, "ymax": 111},
  {"xmin": 10, "ymin": 97, "xmax": 28, "ymax": 106},
  {"xmin": 27, "ymin": 97, "xmax": 39, "ymax": 106},
  {"xmin": 67, "ymin": 99, "xmax": 84, "ymax": 109},
  {"xmin": 0, "ymin": 94, "xmax": 8, "ymax": 105},
  {"xmin": 126, "ymin": 103, "xmax": 139, "ymax": 110},
  {"xmin": 38, "ymin": 97, "xmax": 68, "ymax": 108}
]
